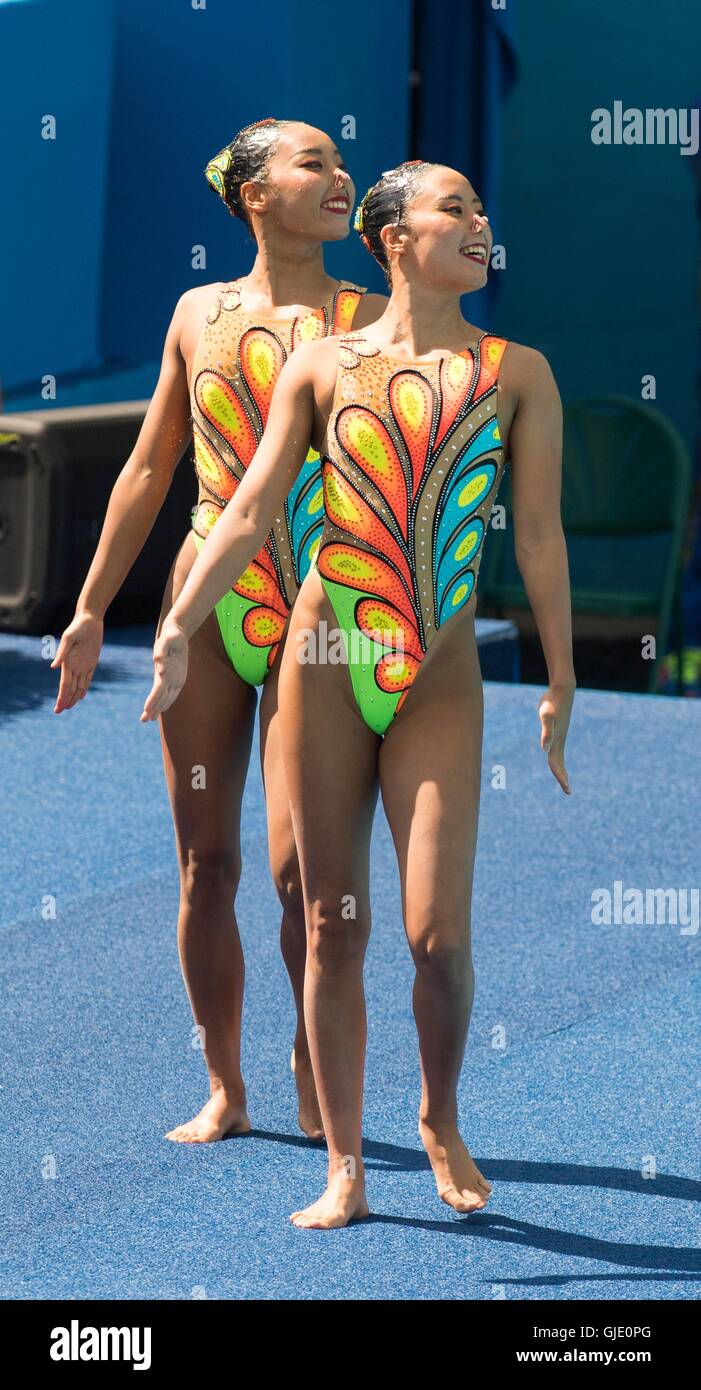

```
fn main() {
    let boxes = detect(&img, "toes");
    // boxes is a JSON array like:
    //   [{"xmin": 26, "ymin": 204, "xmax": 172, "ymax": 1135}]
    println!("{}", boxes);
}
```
[{"xmin": 441, "ymin": 1187, "xmax": 486, "ymax": 1214}]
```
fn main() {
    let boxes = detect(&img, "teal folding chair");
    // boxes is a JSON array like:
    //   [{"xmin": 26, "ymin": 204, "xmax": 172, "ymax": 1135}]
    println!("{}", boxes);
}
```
[{"xmin": 479, "ymin": 396, "xmax": 693, "ymax": 691}]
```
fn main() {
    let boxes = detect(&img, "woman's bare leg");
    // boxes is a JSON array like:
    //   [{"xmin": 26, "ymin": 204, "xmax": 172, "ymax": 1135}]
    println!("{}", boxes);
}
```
[
  {"xmin": 259, "ymin": 654, "xmax": 324, "ymax": 1139},
  {"xmin": 159, "ymin": 534, "xmax": 257, "ymax": 1143},
  {"xmin": 379, "ymin": 630, "xmax": 492, "ymax": 1212},
  {"xmin": 278, "ymin": 595, "xmax": 380, "ymax": 1227}
]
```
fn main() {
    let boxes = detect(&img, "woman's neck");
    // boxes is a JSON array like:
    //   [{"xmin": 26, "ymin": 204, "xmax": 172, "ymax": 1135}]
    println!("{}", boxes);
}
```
[
  {"xmin": 372, "ymin": 279, "xmax": 477, "ymax": 356},
  {"xmin": 238, "ymin": 245, "xmax": 338, "ymax": 311}
]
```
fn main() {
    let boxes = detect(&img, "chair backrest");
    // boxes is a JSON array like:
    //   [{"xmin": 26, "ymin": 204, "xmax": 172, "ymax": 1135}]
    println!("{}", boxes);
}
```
[
  {"xmin": 561, "ymin": 396, "xmax": 690, "ymax": 534},
  {"xmin": 480, "ymin": 395, "xmax": 692, "ymax": 610}
]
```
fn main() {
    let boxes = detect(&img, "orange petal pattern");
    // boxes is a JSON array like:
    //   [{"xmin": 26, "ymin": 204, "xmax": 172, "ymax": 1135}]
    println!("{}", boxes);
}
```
[
  {"xmin": 242, "ymin": 605, "xmax": 287, "ymax": 648},
  {"xmin": 355, "ymin": 598, "xmax": 423, "ymax": 662},
  {"xmin": 193, "ymin": 424, "xmax": 238, "ymax": 502},
  {"xmin": 335, "ymin": 407, "xmax": 409, "ymax": 537},
  {"xmin": 434, "ymin": 350, "xmax": 477, "ymax": 450},
  {"xmin": 388, "ymin": 372, "xmax": 436, "ymax": 498},
  {"xmin": 317, "ymin": 541, "xmax": 415, "ymax": 624},
  {"xmin": 195, "ymin": 370, "xmax": 257, "ymax": 466},
  {"xmin": 239, "ymin": 329, "xmax": 285, "ymax": 428},
  {"xmin": 321, "ymin": 461, "xmax": 412, "ymax": 591},
  {"xmin": 375, "ymin": 651, "xmax": 421, "ymax": 695}
]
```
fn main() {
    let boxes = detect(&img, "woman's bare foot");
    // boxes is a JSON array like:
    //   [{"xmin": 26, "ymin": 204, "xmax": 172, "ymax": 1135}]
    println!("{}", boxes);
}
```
[
  {"xmin": 419, "ymin": 1118, "xmax": 492, "ymax": 1213},
  {"xmin": 165, "ymin": 1087, "xmax": 251, "ymax": 1144},
  {"xmin": 290, "ymin": 1046, "xmax": 325, "ymax": 1140},
  {"xmin": 290, "ymin": 1168, "xmax": 369, "ymax": 1229}
]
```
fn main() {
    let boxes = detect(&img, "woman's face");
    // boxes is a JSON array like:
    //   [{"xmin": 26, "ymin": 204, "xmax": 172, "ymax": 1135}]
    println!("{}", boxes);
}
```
[
  {"xmin": 243, "ymin": 123, "xmax": 355, "ymax": 241},
  {"xmin": 390, "ymin": 166, "xmax": 492, "ymax": 291}
]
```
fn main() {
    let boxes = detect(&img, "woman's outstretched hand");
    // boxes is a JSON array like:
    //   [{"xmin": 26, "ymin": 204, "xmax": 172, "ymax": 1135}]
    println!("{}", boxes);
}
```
[
  {"xmin": 51, "ymin": 611, "xmax": 104, "ymax": 713},
  {"xmin": 538, "ymin": 680, "xmax": 575, "ymax": 794},
  {"xmin": 141, "ymin": 615, "xmax": 189, "ymax": 722}
]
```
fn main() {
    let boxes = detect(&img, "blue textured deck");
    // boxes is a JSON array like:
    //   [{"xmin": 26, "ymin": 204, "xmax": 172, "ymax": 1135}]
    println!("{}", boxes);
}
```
[{"xmin": 1, "ymin": 627, "xmax": 699, "ymax": 1300}]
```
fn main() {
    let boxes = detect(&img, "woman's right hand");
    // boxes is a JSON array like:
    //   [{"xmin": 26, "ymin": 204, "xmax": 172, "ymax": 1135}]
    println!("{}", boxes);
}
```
[
  {"xmin": 51, "ymin": 611, "xmax": 104, "ymax": 713},
  {"xmin": 538, "ymin": 679, "xmax": 575, "ymax": 794},
  {"xmin": 140, "ymin": 614, "xmax": 189, "ymax": 722}
]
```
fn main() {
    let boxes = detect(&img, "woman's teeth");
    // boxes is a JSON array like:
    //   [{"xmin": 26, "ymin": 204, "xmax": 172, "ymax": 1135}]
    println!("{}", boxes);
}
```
[
  {"xmin": 322, "ymin": 198, "xmax": 349, "ymax": 212},
  {"xmin": 460, "ymin": 245, "xmax": 487, "ymax": 264}
]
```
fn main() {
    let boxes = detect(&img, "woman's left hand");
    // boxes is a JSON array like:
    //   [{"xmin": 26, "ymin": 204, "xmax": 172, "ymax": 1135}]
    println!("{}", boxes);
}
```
[
  {"xmin": 538, "ymin": 679, "xmax": 575, "ymax": 794},
  {"xmin": 140, "ymin": 615, "xmax": 189, "ymax": 722}
]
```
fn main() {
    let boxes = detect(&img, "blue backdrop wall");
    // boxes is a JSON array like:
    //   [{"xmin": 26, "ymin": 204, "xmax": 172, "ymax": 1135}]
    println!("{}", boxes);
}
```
[
  {"xmin": 0, "ymin": 0, "xmax": 114, "ymax": 395},
  {"xmin": 493, "ymin": 0, "xmax": 700, "ymax": 453},
  {"xmin": 2, "ymin": 0, "xmax": 699, "ymax": 461},
  {"xmin": 1, "ymin": 0, "xmax": 413, "ymax": 407}
]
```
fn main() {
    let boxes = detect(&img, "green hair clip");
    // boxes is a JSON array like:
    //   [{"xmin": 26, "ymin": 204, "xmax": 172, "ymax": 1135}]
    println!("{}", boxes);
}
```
[{"xmin": 204, "ymin": 147, "xmax": 232, "ymax": 201}]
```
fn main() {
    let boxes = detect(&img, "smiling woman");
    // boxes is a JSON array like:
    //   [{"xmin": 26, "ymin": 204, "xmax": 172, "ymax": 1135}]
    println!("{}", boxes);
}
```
[
  {"xmin": 51, "ymin": 116, "xmax": 388, "ymax": 1153},
  {"xmin": 353, "ymin": 159, "xmax": 491, "ymax": 285}
]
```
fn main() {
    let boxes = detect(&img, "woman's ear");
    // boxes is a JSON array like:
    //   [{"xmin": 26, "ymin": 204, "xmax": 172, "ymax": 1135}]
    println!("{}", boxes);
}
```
[{"xmin": 381, "ymin": 222, "xmax": 408, "ymax": 270}]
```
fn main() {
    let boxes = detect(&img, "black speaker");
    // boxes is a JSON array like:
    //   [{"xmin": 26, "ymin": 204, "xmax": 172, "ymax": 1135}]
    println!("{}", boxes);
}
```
[{"xmin": 0, "ymin": 402, "xmax": 196, "ymax": 632}]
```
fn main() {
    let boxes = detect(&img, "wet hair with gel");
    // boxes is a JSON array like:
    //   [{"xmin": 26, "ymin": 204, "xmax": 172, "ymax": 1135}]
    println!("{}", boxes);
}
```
[
  {"xmin": 204, "ymin": 117, "xmax": 297, "ymax": 224},
  {"xmin": 353, "ymin": 160, "xmax": 435, "ymax": 284}
]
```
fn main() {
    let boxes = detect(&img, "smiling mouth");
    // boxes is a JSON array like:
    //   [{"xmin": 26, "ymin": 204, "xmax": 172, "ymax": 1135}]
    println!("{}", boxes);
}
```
[
  {"xmin": 321, "ymin": 196, "xmax": 350, "ymax": 214},
  {"xmin": 460, "ymin": 243, "xmax": 488, "ymax": 265}
]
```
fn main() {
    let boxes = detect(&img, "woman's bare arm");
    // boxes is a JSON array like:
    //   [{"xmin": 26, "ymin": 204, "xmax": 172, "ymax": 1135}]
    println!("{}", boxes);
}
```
[
  {"xmin": 508, "ymin": 347, "xmax": 573, "ymax": 681},
  {"xmin": 505, "ymin": 345, "xmax": 575, "ymax": 792},
  {"xmin": 75, "ymin": 294, "xmax": 194, "ymax": 620},
  {"xmin": 52, "ymin": 292, "xmax": 195, "ymax": 712}
]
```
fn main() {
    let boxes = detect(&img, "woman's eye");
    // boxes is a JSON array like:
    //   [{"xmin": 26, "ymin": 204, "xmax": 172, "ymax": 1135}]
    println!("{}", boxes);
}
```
[
  {"xmin": 446, "ymin": 205, "xmax": 462, "ymax": 215},
  {"xmin": 301, "ymin": 161, "xmax": 323, "ymax": 169}
]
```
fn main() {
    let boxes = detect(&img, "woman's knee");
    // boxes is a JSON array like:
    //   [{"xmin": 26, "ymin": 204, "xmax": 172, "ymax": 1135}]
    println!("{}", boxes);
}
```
[
  {"xmin": 306, "ymin": 896, "xmax": 370, "ymax": 972},
  {"xmin": 180, "ymin": 845, "xmax": 242, "ymax": 907},
  {"xmin": 269, "ymin": 845, "xmax": 304, "ymax": 920},
  {"xmin": 410, "ymin": 920, "xmax": 474, "ymax": 993}
]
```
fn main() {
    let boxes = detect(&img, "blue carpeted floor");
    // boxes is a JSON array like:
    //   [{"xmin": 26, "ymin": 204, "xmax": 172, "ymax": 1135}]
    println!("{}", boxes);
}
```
[{"xmin": 1, "ymin": 628, "xmax": 700, "ymax": 1300}]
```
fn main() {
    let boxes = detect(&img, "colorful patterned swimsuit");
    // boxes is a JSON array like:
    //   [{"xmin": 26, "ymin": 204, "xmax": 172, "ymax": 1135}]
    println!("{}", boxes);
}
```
[
  {"xmin": 190, "ymin": 278, "xmax": 366, "ymax": 685},
  {"xmin": 316, "ymin": 328, "xmax": 509, "ymax": 735}
]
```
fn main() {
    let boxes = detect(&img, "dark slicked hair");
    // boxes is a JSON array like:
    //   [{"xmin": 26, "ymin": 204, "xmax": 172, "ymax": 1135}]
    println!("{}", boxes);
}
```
[
  {"xmin": 204, "ymin": 118, "xmax": 298, "ymax": 224},
  {"xmin": 353, "ymin": 160, "xmax": 435, "ymax": 284}
]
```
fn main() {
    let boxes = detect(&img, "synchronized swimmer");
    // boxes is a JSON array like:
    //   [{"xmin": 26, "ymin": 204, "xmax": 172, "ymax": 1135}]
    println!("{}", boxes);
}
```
[
  {"xmin": 141, "ymin": 155, "xmax": 575, "ymax": 1228},
  {"xmin": 53, "ymin": 119, "xmax": 388, "ymax": 1148}
]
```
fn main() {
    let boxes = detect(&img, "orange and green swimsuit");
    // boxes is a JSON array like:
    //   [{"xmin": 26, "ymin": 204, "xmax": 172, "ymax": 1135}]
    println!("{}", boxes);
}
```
[
  {"xmin": 190, "ymin": 277, "xmax": 366, "ymax": 685},
  {"xmin": 316, "ymin": 328, "xmax": 509, "ymax": 735}
]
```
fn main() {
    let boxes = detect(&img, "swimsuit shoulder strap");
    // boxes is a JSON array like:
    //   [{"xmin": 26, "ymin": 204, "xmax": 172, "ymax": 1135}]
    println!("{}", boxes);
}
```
[
  {"xmin": 472, "ymin": 333, "xmax": 509, "ymax": 389},
  {"xmin": 327, "ymin": 281, "xmax": 368, "ymax": 334}
]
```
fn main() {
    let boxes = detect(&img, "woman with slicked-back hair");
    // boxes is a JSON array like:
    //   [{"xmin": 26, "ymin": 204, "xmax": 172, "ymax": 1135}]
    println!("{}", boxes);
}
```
[
  {"xmin": 52, "ymin": 119, "xmax": 387, "ymax": 1144},
  {"xmin": 144, "ymin": 159, "xmax": 575, "ymax": 1227}
]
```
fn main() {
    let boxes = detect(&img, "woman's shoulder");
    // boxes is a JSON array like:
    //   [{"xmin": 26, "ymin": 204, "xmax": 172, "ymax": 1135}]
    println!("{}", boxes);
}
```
[
  {"xmin": 176, "ymin": 280, "xmax": 233, "ymax": 311},
  {"xmin": 494, "ymin": 336, "xmax": 551, "ymax": 366},
  {"xmin": 495, "ymin": 338, "xmax": 556, "ymax": 386}
]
